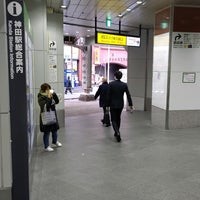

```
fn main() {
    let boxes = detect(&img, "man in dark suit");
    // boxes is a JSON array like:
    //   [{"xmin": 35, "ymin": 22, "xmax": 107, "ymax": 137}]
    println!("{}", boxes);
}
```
[
  {"xmin": 106, "ymin": 71, "xmax": 133, "ymax": 142},
  {"xmin": 94, "ymin": 77, "xmax": 111, "ymax": 127}
]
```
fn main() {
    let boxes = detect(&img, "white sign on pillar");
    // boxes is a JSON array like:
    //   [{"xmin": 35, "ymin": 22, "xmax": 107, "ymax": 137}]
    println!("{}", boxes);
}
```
[
  {"xmin": 49, "ymin": 40, "xmax": 57, "ymax": 53},
  {"xmin": 48, "ymin": 40, "xmax": 57, "ymax": 82},
  {"xmin": 48, "ymin": 54, "xmax": 57, "ymax": 82},
  {"xmin": 173, "ymin": 32, "xmax": 200, "ymax": 48}
]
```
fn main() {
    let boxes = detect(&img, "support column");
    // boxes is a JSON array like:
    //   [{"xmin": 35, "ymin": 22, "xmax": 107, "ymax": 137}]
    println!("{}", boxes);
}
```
[
  {"xmin": 152, "ymin": 5, "xmax": 200, "ymax": 129},
  {"xmin": 47, "ymin": 12, "xmax": 65, "ymax": 127},
  {"xmin": 79, "ymin": 37, "xmax": 94, "ymax": 101},
  {"xmin": 25, "ymin": 0, "xmax": 48, "ymax": 145},
  {"xmin": 25, "ymin": 0, "xmax": 65, "ymax": 145},
  {"xmin": 82, "ymin": 37, "xmax": 93, "ymax": 93},
  {"xmin": 127, "ymin": 29, "xmax": 153, "ymax": 111}
]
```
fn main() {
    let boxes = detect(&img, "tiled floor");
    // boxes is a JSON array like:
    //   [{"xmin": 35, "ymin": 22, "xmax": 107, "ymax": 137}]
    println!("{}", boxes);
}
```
[{"xmin": 30, "ymin": 99, "xmax": 200, "ymax": 200}]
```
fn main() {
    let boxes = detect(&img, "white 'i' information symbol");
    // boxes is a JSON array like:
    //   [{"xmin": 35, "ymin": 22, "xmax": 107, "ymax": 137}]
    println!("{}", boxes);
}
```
[{"xmin": 7, "ymin": 1, "xmax": 22, "ymax": 16}]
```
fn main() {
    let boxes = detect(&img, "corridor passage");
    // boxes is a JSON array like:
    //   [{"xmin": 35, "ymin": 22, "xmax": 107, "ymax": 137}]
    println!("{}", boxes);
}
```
[{"xmin": 31, "ymin": 99, "xmax": 200, "ymax": 200}]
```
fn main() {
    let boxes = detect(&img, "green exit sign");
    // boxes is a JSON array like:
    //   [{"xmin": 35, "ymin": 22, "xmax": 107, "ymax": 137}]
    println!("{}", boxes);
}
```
[{"xmin": 106, "ymin": 18, "xmax": 112, "ymax": 27}]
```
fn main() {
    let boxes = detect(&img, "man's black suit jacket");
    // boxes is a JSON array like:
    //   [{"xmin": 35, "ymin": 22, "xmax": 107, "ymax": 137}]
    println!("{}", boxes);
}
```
[{"xmin": 107, "ymin": 80, "xmax": 133, "ymax": 109}]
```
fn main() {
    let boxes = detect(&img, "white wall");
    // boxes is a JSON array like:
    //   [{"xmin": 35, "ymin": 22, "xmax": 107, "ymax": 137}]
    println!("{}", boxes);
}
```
[
  {"xmin": 152, "ymin": 33, "xmax": 170, "ymax": 110},
  {"xmin": 169, "ymin": 32, "xmax": 200, "ymax": 110},
  {"xmin": 152, "ymin": 31, "xmax": 200, "ymax": 111},
  {"xmin": 25, "ymin": 0, "xmax": 48, "ymax": 129}
]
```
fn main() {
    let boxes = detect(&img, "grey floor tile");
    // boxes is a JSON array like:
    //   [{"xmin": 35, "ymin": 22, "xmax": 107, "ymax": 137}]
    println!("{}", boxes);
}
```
[{"xmin": 30, "ymin": 100, "xmax": 200, "ymax": 200}]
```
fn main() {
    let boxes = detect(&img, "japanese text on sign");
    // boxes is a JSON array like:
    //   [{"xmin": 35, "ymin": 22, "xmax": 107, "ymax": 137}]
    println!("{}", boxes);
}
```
[
  {"xmin": 96, "ymin": 32, "xmax": 140, "ymax": 47},
  {"xmin": 7, "ymin": 0, "xmax": 25, "ymax": 80},
  {"xmin": 8, "ymin": 19, "xmax": 24, "ymax": 79},
  {"xmin": 97, "ymin": 32, "xmax": 126, "ymax": 46}
]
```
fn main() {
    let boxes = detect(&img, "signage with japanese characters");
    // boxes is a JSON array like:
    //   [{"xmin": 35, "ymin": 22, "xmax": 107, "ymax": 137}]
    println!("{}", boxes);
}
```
[
  {"xmin": 6, "ymin": 1, "xmax": 29, "ymax": 199},
  {"xmin": 48, "ymin": 41, "xmax": 57, "ymax": 82},
  {"xmin": 7, "ymin": 1, "xmax": 26, "ymax": 80},
  {"xmin": 173, "ymin": 32, "xmax": 200, "ymax": 48},
  {"xmin": 96, "ymin": 32, "xmax": 140, "ymax": 47}
]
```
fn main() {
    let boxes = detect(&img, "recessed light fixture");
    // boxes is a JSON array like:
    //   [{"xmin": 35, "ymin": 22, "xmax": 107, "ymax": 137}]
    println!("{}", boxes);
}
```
[
  {"xmin": 126, "ymin": 8, "xmax": 131, "ymax": 11},
  {"xmin": 86, "ymin": 35, "xmax": 90, "ymax": 37},
  {"xmin": 61, "ymin": 5, "xmax": 67, "ymax": 9},
  {"xmin": 136, "ymin": 0, "xmax": 143, "ymax": 4},
  {"xmin": 65, "ymin": 33, "xmax": 69, "ymax": 35},
  {"xmin": 87, "ymin": 29, "xmax": 91, "ymax": 32}
]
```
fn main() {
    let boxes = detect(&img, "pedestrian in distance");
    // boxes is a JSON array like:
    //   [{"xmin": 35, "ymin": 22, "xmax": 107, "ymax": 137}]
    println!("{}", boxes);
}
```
[
  {"xmin": 65, "ymin": 76, "xmax": 72, "ymax": 94},
  {"xmin": 106, "ymin": 71, "xmax": 134, "ymax": 142},
  {"xmin": 38, "ymin": 83, "xmax": 62, "ymax": 151},
  {"xmin": 94, "ymin": 77, "xmax": 111, "ymax": 127}
]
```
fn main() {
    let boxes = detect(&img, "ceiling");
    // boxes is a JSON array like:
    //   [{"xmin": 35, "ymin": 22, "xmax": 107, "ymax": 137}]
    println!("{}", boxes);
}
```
[{"xmin": 46, "ymin": 0, "xmax": 200, "ymax": 40}]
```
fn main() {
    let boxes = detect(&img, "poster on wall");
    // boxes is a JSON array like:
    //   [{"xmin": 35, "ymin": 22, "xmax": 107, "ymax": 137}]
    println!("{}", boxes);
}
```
[
  {"xmin": 48, "ymin": 54, "xmax": 57, "ymax": 82},
  {"xmin": 173, "ymin": 32, "xmax": 200, "ymax": 48},
  {"xmin": 182, "ymin": 72, "xmax": 196, "ymax": 83}
]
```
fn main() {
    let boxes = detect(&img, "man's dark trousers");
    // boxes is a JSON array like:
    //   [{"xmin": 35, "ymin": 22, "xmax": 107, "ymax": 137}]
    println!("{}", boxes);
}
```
[{"xmin": 110, "ymin": 108, "xmax": 123, "ymax": 134}]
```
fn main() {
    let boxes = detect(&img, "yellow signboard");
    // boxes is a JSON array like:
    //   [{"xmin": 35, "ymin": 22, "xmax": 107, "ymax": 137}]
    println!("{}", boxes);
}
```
[{"xmin": 97, "ymin": 32, "xmax": 127, "ymax": 46}]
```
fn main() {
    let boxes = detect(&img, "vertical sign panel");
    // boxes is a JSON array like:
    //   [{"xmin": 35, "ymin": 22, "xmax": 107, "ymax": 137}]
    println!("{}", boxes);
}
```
[{"xmin": 6, "ymin": 0, "xmax": 29, "ymax": 200}]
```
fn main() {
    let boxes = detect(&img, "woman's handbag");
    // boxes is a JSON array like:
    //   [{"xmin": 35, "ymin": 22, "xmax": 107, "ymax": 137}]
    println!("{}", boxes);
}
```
[{"xmin": 41, "ymin": 105, "xmax": 57, "ymax": 125}]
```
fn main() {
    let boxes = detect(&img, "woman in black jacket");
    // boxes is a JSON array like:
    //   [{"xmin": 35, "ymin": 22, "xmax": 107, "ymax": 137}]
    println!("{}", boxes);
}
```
[{"xmin": 38, "ymin": 83, "xmax": 62, "ymax": 151}]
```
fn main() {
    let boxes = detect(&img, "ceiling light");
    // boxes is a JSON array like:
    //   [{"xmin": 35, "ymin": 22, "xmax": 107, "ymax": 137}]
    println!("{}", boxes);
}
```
[
  {"xmin": 118, "ymin": 0, "xmax": 146, "ymax": 18},
  {"xmin": 136, "ymin": 0, "xmax": 143, "ymax": 4},
  {"xmin": 61, "ymin": 5, "xmax": 67, "ymax": 9},
  {"xmin": 127, "ymin": 3, "xmax": 137, "ymax": 11},
  {"xmin": 87, "ymin": 29, "xmax": 91, "ymax": 32}
]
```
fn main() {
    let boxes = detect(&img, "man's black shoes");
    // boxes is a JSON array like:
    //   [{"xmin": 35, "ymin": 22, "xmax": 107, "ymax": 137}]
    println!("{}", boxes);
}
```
[{"xmin": 114, "ymin": 132, "xmax": 121, "ymax": 142}]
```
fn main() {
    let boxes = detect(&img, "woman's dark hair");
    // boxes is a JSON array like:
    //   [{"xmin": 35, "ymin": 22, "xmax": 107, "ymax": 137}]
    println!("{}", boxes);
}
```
[
  {"xmin": 40, "ymin": 83, "xmax": 51, "ymax": 92},
  {"xmin": 114, "ymin": 71, "xmax": 123, "ymax": 80}
]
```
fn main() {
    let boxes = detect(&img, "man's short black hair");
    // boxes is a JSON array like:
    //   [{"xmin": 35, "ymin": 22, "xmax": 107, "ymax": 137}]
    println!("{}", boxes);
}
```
[{"xmin": 114, "ymin": 71, "xmax": 123, "ymax": 80}]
